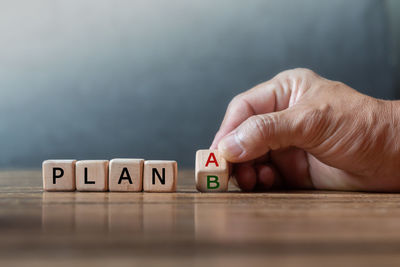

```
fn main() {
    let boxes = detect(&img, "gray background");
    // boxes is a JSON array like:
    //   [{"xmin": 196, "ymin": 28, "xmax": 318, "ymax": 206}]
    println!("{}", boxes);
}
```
[{"xmin": 0, "ymin": 0, "xmax": 399, "ymax": 168}]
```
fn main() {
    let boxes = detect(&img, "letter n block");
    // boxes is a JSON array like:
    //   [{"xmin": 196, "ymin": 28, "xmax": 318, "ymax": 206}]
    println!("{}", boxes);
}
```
[
  {"xmin": 109, "ymin": 158, "xmax": 144, "ymax": 192},
  {"xmin": 76, "ymin": 160, "xmax": 109, "ymax": 191},
  {"xmin": 195, "ymin": 150, "xmax": 229, "ymax": 192},
  {"xmin": 143, "ymin": 160, "xmax": 177, "ymax": 192},
  {"xmin": 42, "ymin": 160, "xmax": 76, "ymax": 191}
]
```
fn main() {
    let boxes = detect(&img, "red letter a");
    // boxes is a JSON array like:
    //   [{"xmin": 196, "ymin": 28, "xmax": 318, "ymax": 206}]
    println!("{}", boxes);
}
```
[{"xmin": 205, "ymin": 152, "xmax": 219, "ymax": 167}]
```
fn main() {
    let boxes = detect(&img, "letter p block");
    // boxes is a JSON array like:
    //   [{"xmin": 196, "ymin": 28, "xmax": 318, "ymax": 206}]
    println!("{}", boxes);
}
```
[
  {"xmin": 195, "ymin": 150, "xmax": 229, "ymax": 192},
  {"xmin": 42, "ymin": 160, "xmax": 76, "ymax": 191}
]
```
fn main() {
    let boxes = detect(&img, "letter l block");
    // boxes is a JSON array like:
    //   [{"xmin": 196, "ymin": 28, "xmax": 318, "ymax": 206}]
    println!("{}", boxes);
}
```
[{"xmin": 76, "ymin": 160, "xmax": 109, "ymax": 191}]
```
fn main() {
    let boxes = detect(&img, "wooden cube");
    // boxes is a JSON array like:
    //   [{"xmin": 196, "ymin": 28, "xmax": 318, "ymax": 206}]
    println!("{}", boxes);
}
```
[
  {"xmin": 195, "ymin": 149, "xmax": 229, "ymax": 192},
  {"xmin": 109, "ymin": 158, "xmax": 144, "ymax": 192},
  {"xmin": 76, "ymin": 160, "xmax": 109, "ymax": 191},
  {"xmin": 42, "ymin": 160, "xmax": 76, "ymax": 191},
  {"xmin": 143, "ymin": 160, "xmax": 177, "ymax": 192}
]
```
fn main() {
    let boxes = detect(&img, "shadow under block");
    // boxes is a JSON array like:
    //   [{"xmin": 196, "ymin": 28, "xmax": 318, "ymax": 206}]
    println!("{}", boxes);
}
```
[
  {"xmin": 42, "ymin": 160, "xmax": 76, "ymax": 191},
  {"xmin": 76, "ymin": 160, "xmax": 109, "ymax": 191},
  {"xmin": 109, "ymin": 158, "xmax": 144, "ymax": 192},
  {"xmin": 143, "ymin": 160, "xmax": 177, "ymax": 192},
  {"xmin": 195, "ymin": 149, "xmax": 229, "ymax": 192}
]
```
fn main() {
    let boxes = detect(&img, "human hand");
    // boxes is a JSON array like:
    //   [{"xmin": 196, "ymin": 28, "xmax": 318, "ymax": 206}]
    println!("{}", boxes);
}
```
[{"xmin": 211, "ymin": 69, "xmax": 400, "ymax": 192}]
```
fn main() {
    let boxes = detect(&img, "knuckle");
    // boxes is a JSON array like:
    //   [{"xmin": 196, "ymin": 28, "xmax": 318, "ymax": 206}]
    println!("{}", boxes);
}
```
[
  {"xmin": 227, "ymin": 93, "xmax": 257, "ymax": 117},
  {"xmin": 228, "ymin": 93, "xmax": 245, "ymax": 110},
  {"xmin": 272, "ymin": 68, "xmax": 321, "ymax": 95},
  {"xmin": 295, "ymin": 104, "xmax": 332, "ymax": 146},
  {"xmin": 275, "ymin": 68, "xmax": 316, "ymax": 80},
  {"xmin": 293, "ymin": 68, "xmax": 317, "ymax": 77},
  {"xmin": 246, "ymin": 114, "xmax": 275, "ymax": 141}
]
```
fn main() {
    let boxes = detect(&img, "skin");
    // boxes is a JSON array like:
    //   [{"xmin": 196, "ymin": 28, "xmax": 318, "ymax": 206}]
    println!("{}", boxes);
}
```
[{"xmin": 210, "ymin": 68, "xmax": 400, "ymax": 192}]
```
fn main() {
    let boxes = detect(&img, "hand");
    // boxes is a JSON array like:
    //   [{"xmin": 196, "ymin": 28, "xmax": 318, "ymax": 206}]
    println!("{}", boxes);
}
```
[{"xmin": 211, "ymin": 68, "xmax": 400, "ymax": 192}]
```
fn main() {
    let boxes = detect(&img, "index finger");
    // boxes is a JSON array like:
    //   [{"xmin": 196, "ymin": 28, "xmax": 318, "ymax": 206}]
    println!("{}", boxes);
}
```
[{"xmin": 210, "ymin": 80, "xmax": 291, "ymax": 149}]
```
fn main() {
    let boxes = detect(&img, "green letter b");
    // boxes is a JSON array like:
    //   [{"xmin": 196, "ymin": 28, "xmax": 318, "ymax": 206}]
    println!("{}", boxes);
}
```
[{"xmin": 207, "ymin": 175, "xmax": 220, "ymax": 189}]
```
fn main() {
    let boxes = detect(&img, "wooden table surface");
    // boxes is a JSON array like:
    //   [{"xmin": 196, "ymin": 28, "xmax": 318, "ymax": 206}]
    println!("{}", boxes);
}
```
[{"xmin": 1, "ymin": 170, "xmax": 400, "ymax": 266}]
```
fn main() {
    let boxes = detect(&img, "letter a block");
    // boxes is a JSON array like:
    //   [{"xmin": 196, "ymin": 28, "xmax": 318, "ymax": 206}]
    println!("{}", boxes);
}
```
[
  {"xmin": 42, "ymin": 160, "xmax": 76, "ymax": 191},
  {"xmin": 76, "ymin": 160, "xmax": 109, "ymax": 191},
  {"xmin": 143, "ymin": 160, "xmax": 177, "ymax": 192},
  {"xmin": 195, "ymin": 150, "xmax": 229, "ymax": 192},
  {"xmin": 109, "ymin": 158, "xmax": 144, "ymax": 192}
]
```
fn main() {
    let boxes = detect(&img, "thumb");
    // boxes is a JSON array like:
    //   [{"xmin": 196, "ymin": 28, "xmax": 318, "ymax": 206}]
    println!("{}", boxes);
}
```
[{"xmin": 217, "ymin": 107, "xmax": 308, "ymax": 162}]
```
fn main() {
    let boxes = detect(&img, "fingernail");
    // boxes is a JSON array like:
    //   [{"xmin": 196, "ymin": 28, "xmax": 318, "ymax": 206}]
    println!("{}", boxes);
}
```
[
  {"xmin": 210, "ymin": 131, "xmax": 221, "ymax": 149},
  {"xmin": 218, "ymin": 132, "xmax": 243, "ymax": 158}
]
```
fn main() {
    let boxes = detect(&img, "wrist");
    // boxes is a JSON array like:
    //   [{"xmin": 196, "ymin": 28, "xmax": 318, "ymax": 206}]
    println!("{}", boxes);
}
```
[{"xmin": 383, "ymin": 99, "xmax": 400, "ymax": 172}]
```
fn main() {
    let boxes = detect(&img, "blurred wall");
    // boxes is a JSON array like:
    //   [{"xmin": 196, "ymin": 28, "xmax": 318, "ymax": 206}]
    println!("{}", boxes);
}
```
[
  {"xmin": 387, "ymin": 0, "xmax": 400, "ymax": 98},
  {"xmin": 0, "ymin": 0, "xmax": 396, "ymax": 168}
]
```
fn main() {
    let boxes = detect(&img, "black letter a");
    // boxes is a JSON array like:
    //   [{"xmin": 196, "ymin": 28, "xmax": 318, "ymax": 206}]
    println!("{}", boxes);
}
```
[{"xmin": 118, "ymin": 168, "xmax": 133, "ymax": 184}]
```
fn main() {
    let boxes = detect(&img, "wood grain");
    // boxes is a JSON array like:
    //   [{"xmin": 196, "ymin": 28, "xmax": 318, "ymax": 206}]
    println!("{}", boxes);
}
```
[{"xmin": 1, "ymin": 170, "xmax": 400, "ymax": 266}]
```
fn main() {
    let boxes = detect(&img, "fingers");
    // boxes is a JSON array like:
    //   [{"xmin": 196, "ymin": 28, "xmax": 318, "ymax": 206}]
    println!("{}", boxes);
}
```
[
  {"xmin": 270, "ymin": 148, "xmax": 313, "ymax": 189},
  {"xmin": 233, "ymin": 162, "xmax": 281, "ymax": 192},
  {"xmin": 218, "ymin": 108, "xmax": 299, "ymax": 162},
  {"xmin": 254, "ymin": 164, "xmax": 278, "ymax": 191},
  {"xmin": 211, "ymin": 69, "xmax": 326, "ymax": 156},
  {"xmin": 210, "ymin": 80, "xmax": 292, "ymax": 149},
  {"xmin": 234, "ymin": 163, "xmax": 257, "ymax": 192}
]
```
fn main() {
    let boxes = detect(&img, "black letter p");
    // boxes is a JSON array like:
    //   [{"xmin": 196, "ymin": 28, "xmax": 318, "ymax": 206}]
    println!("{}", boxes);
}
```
[{"xmin": 52, "ymin": 168, "xmax": 64, "ymax": 184}]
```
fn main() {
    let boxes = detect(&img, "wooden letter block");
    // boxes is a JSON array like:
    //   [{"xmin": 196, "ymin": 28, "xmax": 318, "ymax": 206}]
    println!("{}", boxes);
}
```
[
  {"xmin": 42, "ymin": 160, "xmax": 76, "ymax": 191},
  {"xmin": 143, "ymin": 160, "xmax": 177, "ymax": 192},
  {"xmin": 76, "ymin": 160, "xmax": 109, "ymax": 191},
  {"xmin": 195, "ymin": 149, "xmax": 229, "ymax": 192},
  {"xmin": 109, "ymin": 158, "xmax": 144, "ymax": 192}
]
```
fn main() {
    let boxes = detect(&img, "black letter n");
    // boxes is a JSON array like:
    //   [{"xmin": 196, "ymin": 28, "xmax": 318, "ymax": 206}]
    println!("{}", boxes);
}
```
[{"xmin": 152, "ymin": 168, "xmax": 165, "ymax": 185}]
